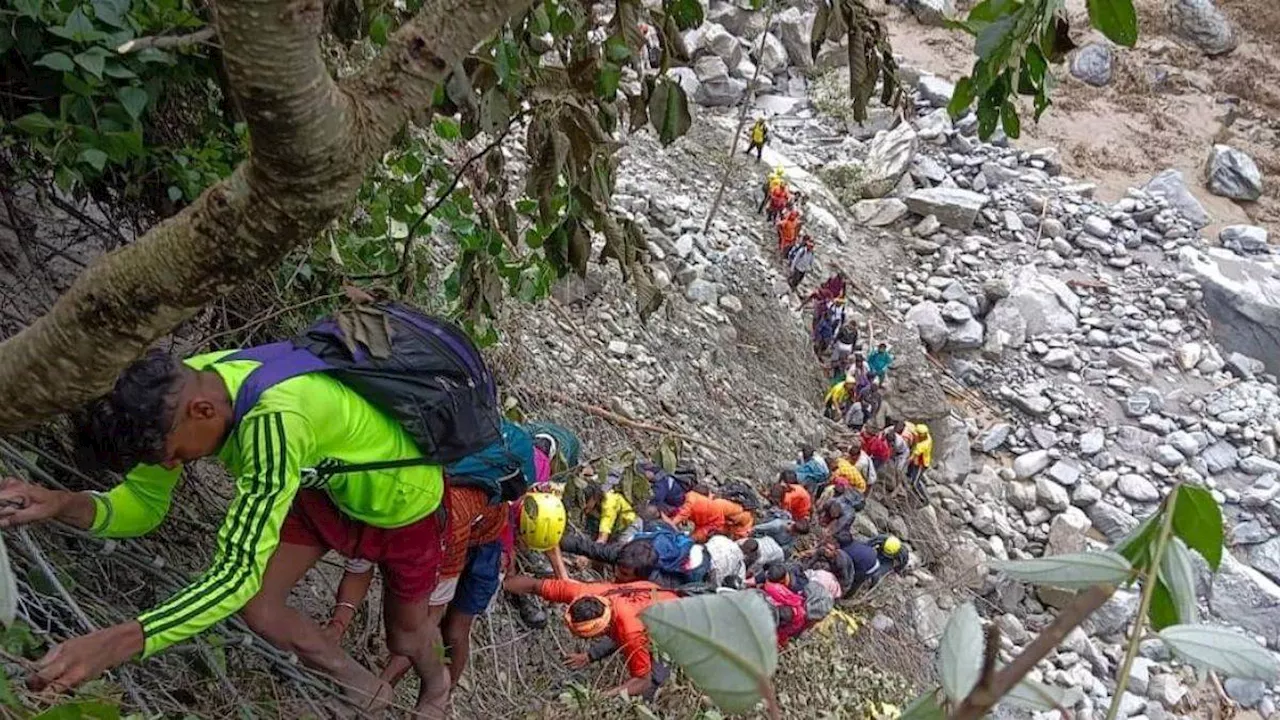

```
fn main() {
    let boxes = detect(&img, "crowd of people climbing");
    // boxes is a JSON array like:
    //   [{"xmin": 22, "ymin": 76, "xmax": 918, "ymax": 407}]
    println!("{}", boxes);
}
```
[{"xmin": 0, "ymin": 122, "xmax": 939, "ymax": 715}]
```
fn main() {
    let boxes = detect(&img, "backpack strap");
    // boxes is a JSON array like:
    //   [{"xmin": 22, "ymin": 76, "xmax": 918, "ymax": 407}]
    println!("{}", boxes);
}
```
[{"xmin": 223, "ymin": 342, "xmax": 333, "ymax": 428}]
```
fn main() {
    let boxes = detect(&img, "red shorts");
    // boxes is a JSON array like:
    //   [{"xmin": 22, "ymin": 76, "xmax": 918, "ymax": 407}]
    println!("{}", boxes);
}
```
[{"xmin": 281, "ymin": 490, "xmax": 445, "ymax": 603}]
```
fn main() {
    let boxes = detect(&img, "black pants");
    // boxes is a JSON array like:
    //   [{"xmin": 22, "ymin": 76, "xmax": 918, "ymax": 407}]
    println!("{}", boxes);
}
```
[
  {"xmin": 788, "ymin": 270, "xmax": 805, "ymax": 291},
  {"xmin": 748, "ymin": 141, "xmax": 764, "ymax": 161}
]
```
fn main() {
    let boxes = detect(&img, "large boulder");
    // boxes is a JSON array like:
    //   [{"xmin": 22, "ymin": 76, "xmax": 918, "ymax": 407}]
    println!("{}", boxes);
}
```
[
  {"xmin": 1209, "ymin": 551, "xmax": 1280, "ymax": 645},
  {"xmin": 853, "ymin": 198, "xmax": 909, "ymax": 226},
  {"xmin": 774, "ymin": 7, "xmax": 815, "ymax": 70},
  {"xmin": 905, "ymin": 187, "xmax": 988, "ymax": 229},
  {"xmin": 991, "ymin": 266, "xmax": 1080, "ymax": 339},
  {"xmin": 753, "ymin": 31, "xmax": 788, "ymax": 76},
  {"xmin": 861, "ymin": 123, "xmax": 919, "ymax": 199},
  {"xmin": 1167, "ymin": 0, "xmax": 1238, "ymax": 55},
  {"xmin": 907, "ymin": 0, "xmax": 957, "ymax": 26},
  {"xmin": 707, "ymin": 0, "xmax": 766, "ymax": 40},
  {"xmin": 693, "ymin": 55, "xmax": 747, "ymax": 106},
  {"xmin": 1248, "ymin": 537, "xmax": 1280, "ymax": 585},
  {"xmin": 1206, "ymin": 145, "xmax": 1263, "ymax": 201},
  {"xmin": 906, "ymin": 301, "xmax": 949, "ymax": 352},
  {"xmin": 1145, "ymin": 169, "xmax": 1210, "ymax": 228},
  {"xmin": 932, "ymin": 414, "xmax": 972, "ymax": 483},
  {"xmin": 1179, "ymin": 247, "xmax": 1280, "ymax": 376},
  {"xmin": 698, "ymin": 23, "xmax": 744, "ymax": 69},
  {"xmin": 1220, "ymin": 225, "xmax": 1270, "ymax": 254}
]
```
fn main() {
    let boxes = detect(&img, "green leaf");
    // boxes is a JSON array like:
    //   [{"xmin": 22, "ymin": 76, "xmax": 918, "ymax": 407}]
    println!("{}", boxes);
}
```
[
  {"xmin": 553, "ymin": 9, "xmax": 577, "ymax": 35},
  {"xmin": 596, "ymin": 61, "xmax": 621, "ymax": 99},
  {"xmin": 118, "ymin": 86, "xmax": 147, "ymax": 120},
  {"xmin": 13, "ymin": 112, "xmax": 57, "ymax": 135},
  {"xmin": 568, "ymin": 222, "xmax": 590, "ymax": 276},
  {"xmin": 101, "ymin": 62, "xmax": 137, "ymax": 79},
  {"xmin": 79, "ymin": 147, "xmax": 108, "ymax": 171},
  {"xmin": 1114, "ymin": 511, "xmax": 1160, "ymax": 568},
  {"xmin": 1086, "ymin": 0, "xmax": 1137, "ymax": 46},
  {"xmin": 666, "ymin": 0, "xmax": 705, "ymax": 31},
  {"xmin": 975, "ymin": 16, "xmax": 1015, "ymax": 58},
  {"xmin": 92, "ymin": 0, "xmax": 130, "ymax": 28},
  {"xmin": 34, "ymin": 52, "xmax": 75, "ymax": 72},
  {"xmin": 50, "ymin": 7, "xmax": 104, "ymax": 43},
  {"xmin": 1158, "ymin": 625, "xmax": 1279, "ymax": 681},
  {"xmin": 965, "ymin": 0, "xmax": 1019, "ymax": 26},
  {"xmin": 642, "ymin": 592, "xmax": 778, "ymax": 714},
  {"xmin": 975, "ymin": 97, "xmax": 1000, "ymax": 140},
  {"xmin": 1173, "ymin": 484, "xmax": 1222, "ymax": 570},
  {"xmin": 938, "ymin": 602, "xmax": 983, "ymax": 703},
  {"xmin": 1156, "ymin": 537, "xmax": 1197, "ymax": 627},
  {"xmin": 1041, "ymin": 16, "xmax": 1078, "ymax": 62},
  {"xmin": 369, "ymin": 12, "xmax": 391, "ymax": 46},
  {"xmin": 1003, "ymin": 677, "xmax": 1068, "ymax": 712},
  {"xmin": 75, "ymin": 47, "xmax": 108, "ymax": 78},
  {"xmin": 948, "ymin": 76, "xmax": 976, "ymax": 118},
  {"xmin": 529, "ymin": 4, "xmax": 551, "ymax": 34},
  {"xmin": 34, "ymin": 701, "xmax": 120, "ymax": 720},
  {"xmin": 899, "ymin": 688, "xmax": 945, "ymax": 720},
  {"xmin": 15, "ymin": 0, "xmax": 43, "ymax": 19},
  {"xmin": 992, "ymin": 551, "xmax": 1133, "ymax": 589},
  {"xmin": 1000, "ymin": 101, "xmax": 1020, "ymax": 138},
  {"xmin": 433, "ymin": 116, "xmax": 461, "ymax": 140},
  {"xmin": 168, "ymin": 186, "xmax": 183, "ymax": 202},
  {"xmin": 648, "ymin": 79, "xmax": 692, "ymax": 146},
  {"xmin": 0, "ymin": 664, "xmax": 17, "ymax": 708},
  {"xmin": 605, "ymin": 33, "xmax": 632, "ymax": 63}
]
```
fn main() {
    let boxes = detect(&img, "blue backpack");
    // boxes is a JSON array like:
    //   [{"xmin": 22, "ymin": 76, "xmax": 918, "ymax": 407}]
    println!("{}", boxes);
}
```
[
  {"xmin": 224, "ymin": 302, "xmax": 530, "ymax": 502},
  {"xmin": 634, "ymin": 528, "xmax": 695, "ymax": 576}
]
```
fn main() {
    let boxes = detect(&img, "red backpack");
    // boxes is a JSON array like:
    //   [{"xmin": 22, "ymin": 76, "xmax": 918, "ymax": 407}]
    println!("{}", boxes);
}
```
[{"xmin": 761, "ymin": 582, "xmax": 807, "ymax": 645}]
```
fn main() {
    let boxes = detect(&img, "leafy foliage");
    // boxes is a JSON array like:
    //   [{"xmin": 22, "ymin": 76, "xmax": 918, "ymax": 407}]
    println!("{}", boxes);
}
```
[
  {"xmin": 1158, "ymin": 625, "xmax": 1279, "ymax": 681},
  {"xmin": 1170, "ymin": 484, "xmax": 1222, "ymax": 570},
  {"xmin": 946, "ymin": 0, "xmax": 1137, "ymax": 139},
  {"xmin": 992, "ymin": 551, "xmax": 1133, "ymax": 589},
  {"xmin": 642, "ymin": 592, "xmax": 778, "ymax": 714},
  {"xmin": 809, "ymin": 0, "xmax": 904, "ymax": 122},
  {"xmin": 937, "ymin": 602, "xmax": 982, "ymax": 703}
]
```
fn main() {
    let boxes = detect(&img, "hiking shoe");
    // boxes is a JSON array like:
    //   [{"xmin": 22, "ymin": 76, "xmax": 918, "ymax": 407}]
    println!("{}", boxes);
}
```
[{"xmin": 510, "ymin": 592, "xmax": 547, "ymax": 629}]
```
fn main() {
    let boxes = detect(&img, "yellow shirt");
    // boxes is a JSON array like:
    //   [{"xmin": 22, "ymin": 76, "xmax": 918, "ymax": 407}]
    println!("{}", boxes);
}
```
[
  {"xmin": 832, "ymin": 458, "xmax": 867, "ymax": 494},
  {"xmin": 599, "ymin": 491, "xmax": 637, "ymax": 537}
]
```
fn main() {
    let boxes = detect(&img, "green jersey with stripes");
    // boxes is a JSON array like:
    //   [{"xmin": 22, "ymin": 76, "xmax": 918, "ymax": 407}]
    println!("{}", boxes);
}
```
[{"xmin": 89, "ymin": 351, "xmax": 445, "ymax": 657}]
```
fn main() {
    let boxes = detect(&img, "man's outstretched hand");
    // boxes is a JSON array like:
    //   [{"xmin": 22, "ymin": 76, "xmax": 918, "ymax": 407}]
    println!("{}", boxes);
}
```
[
  {"xmin": 29, "ymin": 622, "xmax": 144, "ymax": 693},
  {"xmin": 502, "ymin": 574, "xmax": 539, "ymax": 596},
  {"xmin": 0, "ymin": 478, "xmax": 71, "ymax": 529}
]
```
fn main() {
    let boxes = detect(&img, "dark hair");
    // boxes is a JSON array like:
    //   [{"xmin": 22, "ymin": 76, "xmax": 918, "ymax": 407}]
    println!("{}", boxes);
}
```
[
  {"xmin": 691, "ymin": 483, "xmax": 712, "ymax": 496},
  {"xmin": 778, "ymin": 469, "xmax": 797, "ymax": 484},
  {"xmin": 740, "ymin": 538, "xmax": 759, "ymax": 555},
  {"xmin": 582, "ymin": 483, "xmax": 604, "ymax": 505},
  {"xmin": 799, "ymin": 442, "xmax": 814, "ymax": 458},
  {"xmin": 74, "ymin": 349, "xmax": 185, "ymax": 473},
  {"xmin": 568, "ymin": 596, "xmax": 607, "ymax": 623},
  {"xmin": 765, "ymin": 564, "xmax": 788, "ymax": 584},
  {"xmin": 792, "ymin": 519, "xmax": 811, "ymax": 535},
  {"xmin": 617, "ymin": 540, "xmax": 658, "ymax": 575}
]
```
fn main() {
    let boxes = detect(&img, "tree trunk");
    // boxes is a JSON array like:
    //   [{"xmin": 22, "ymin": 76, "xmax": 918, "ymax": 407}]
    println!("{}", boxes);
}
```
[{"xmin": 0, "ymin": 0, "xmax": 533, "ymax": 434}]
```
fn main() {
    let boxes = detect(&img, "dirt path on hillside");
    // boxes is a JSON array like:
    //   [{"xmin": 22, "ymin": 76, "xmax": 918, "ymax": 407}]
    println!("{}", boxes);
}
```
[{"xmin": 880, "ymin": 0, "xmax": 1280, "ymax": 237}]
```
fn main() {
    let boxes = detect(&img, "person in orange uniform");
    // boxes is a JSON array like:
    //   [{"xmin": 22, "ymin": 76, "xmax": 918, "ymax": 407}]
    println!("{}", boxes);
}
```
[
  {"xmin": 667, "ymin": 487, "xmax": 753, "ymax": 542},
  {"xmin": 773, "ymin": 470, "xmax": 812, "ymax": 522},
  {"xmin": 776, "ymin": 209, "xmax": 801, "ymax": 255},
  {"xmin": 502, "ymin": 575, "xmax": 678, "ymax": 698}
]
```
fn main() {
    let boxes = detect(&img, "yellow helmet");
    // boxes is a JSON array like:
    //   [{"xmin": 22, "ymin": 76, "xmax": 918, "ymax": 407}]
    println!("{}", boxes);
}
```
[
  {"xmin": 882, "ymin": 535, "xmax": 902, "ymax": 556},
  {"xmin": 519, "ymin": 492, "xmax": 566, "ymax": 551}
]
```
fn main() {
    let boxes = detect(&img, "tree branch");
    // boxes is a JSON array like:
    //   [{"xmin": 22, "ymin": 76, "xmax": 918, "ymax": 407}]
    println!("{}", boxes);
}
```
[
  {"xmin": 0, "ymin": 0, "xmax": 534, "ymax": 433},
  {"xmin": 949, "ymin": 584, "xmax": 1117, "ymax": 720},
  {"xmin": 116, "ymin": 27, "xmax": 217, "ymax": 54}
]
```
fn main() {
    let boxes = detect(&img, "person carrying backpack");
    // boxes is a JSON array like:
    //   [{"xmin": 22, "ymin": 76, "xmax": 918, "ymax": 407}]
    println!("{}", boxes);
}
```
[
  {"xmin": 582, "ymin": 481, "xmax": 642, "ymax": 544},
  {"xmin": 760, "ymin": 582, "xmax": 807, "ymax": 647},
  {"xmin": 0, "ymin": 301, "xmax": 506, "ymax": 714},
  {"xmin": 504, "ymin": 575, "xmax": 679, "ymax": 699},
  {"xmin": 786, "ymin": 235, "xmax": 816, "ymax": 293},
  {"xmin": 747, "ymin": 118, "xmax": 769, "ymax": 162}
]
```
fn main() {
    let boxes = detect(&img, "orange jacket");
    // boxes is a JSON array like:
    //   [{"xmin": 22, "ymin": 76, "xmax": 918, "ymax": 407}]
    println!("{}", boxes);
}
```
[
  {"xmin": 781, "ymin": 484, "xmax": 812, "ymax": 521},
  {"xmin": 769, "ymin": 185, "xmax": 790, "ymax": 209},
  {"xmin": 538, "ymin": 579, "xmax": 678, "ymax": 678},
  {"xmin": 778, "ymin": 217, "xmax": 800, "ymax": 249}
]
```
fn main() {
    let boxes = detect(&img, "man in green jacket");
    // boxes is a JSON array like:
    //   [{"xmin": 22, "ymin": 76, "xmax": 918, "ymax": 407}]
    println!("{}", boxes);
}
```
[{"xmin": 0, "ymin": 349, "xmax": 451, "ymax": 715}]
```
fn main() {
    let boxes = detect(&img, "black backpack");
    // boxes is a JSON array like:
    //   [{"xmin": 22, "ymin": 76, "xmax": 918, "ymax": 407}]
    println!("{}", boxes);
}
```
[
  {"xmin": 719, "ymin": 479, "xmax": 762, "ymax": 512},
  {"xmin": 225, "ymin": 302, "xmax": 503, "ymax": 467}
]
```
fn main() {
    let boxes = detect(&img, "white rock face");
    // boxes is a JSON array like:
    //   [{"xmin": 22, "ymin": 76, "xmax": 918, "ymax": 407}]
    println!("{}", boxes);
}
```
[
  {"xmin": 861, "ymin": 124, "xmax": 919, "ymax": 199},
  {"xmin": 1180, "ymin": 247, "xmax": 1280, "ymax": 376},
  {"xmin": 905, "ymin": 187, "xmax": 989, "ymax": 229}
]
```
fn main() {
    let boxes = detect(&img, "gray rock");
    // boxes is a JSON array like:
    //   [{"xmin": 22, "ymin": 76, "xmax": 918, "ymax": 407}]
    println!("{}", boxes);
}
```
[
  {"xmin": 1207, "ymin": 145, "xmax": 1263, "ymax": 201},
  {"xmin": 1241, "ymin": 455, "xmax": 1280, "ymax": 475},
  {"xmin": 1008, "ymin": 480, "xmax": 1038, "ymax": 511},
  {"xmin": 1118, "ymin": 474, "xmax": 1161, "ymax": 503},
  {"xmin": 1175, "ymin": 342, "xmax": 1204, "ymax": 370},
  {"xmin": 1145, "ymin": 170, "xmax": 1210, "ymax": 228},
  {"xmin": 941, "ymin": 300, "xmax": 972, "ymax": 322},
  {"xmin": 685, "ymin": 278, "xmax": 721, "ymax": 305},
  {"xmin": 1109, "ymin": 348, "xmax": 1155, "ymax": 377},
  {"xmin": 1233, "ymin": 520, "xmax": 1271, "ymax": 545},
  {"xmin": 1072, "ymin": 482, "xmax": 1102, "ymax": 507},
  {"xmin": 1209, "ymin": 551, "xmax": 1280, "ymax": 646},
  {"xmin": 1035, "ymin": 477, "xmax": 1070, "ymax": 511},
  {"xmin": 707, "ymin": 1, "xmax": 767, "ymax": 39},
  {"xmin": 1167, "ymin": 431, "xmax": 1201, "ymax": 458},
  {"xmin": 1126, "ymin": 656, "xmax": 1157, "ymax": 696},
  {"xmin": 978, "ymin": 423, "xmax": 1013, "ymax": 453},
  {"xmin": 699, "ymin": 23, "xmax": 743, "ymax": 69},
  {"xmin": 905, "ymin": 187, "xmax": 989, "ymax": 230},
  {"xmin": 1152, "ymin": 445, "xmax": 1186, "ymax": 468},
  {"xmin": 1015, "ymin": 449, "xmax": 1053, "ymax": 480},
  {"xmin": 1084, "ymin": 215, "xmax": 1114, "ymax": 238},
  {"xmin": 1180, "ymin": 247, "xmax": 1280, "ymax": 376},
  {"xmin": 1011, "ymin": 393, "xmax": 1052, "ymax": 417},
  {"xmin": 718, "ymin": 294, "xmax": 743, "ymax": 313},
  {"xmin": 1116, "ymin": 426, "xmax": 1158, "ymax": 454},
  {"xmin": 1087, "ymin": 589, "xmax": 1139, "ymax": 636},
  {"xmin": 693, "ymin": 55, "xmax": 747, "ymax": 106},
  {"xmin": 1087, "ymin": 503, "xmax": 1139, "ymax": 542},
  {"xmin": 1168, "ymin": 0, "xmax": 1238, "ymax": 55},
  {"xmin": 607, "ymin": 340, "xmax": 629, "ymax": 356},
  {"xmin": 853, "ymin": 198, "xmax": 910, "ymax": 226},
  {"xmin": 906, "ymin": 301, "xmax": 949, "ymax": 352},
  {"xmin": 1047, "ymin": 460, "xmax": 1082, "ymax": 487},
  {"xmin": 947, "ymin": 318, "xmax": 985, "ymax": 350},
  {"xmin": 1071, "ymin": 43, "xmax": 1114, "ymax": 86},
  {"xmin": 908, "ymin": 0, "xmax": 956, "ymax": 26},
  {"xmin": 1080, "ymin": 428, "xmax": 1106, "ymax": 455},
  {"xmin": 1201, "ymin": 440, "xmax": 1239, "ymax": 474},
  {"xmin": 998, "ymin": 266, "xmax": 1080, "ymax": 338},
  {"xmin": 1248, "ymin": 537, "xmax": 1280, "ymax": 584},
  {"xmin": 774, "ymin": 8, "xmax": 815, "ymax": 70},
  {"xmin": 995, "ymin": 613, "xmax": 1029, "ymax": 644},
  {"xmin": 1220, "ymin": 225, "xmax": 1270, "ymax": 254},
  {"xmin": 1226, "ymin": 351, "xmax": 1266, "ymax": 379},
  {"xmin": 1147, "ymin": 673, "xmax": 1187, "ymax": 708},
  {"xmin": 1047, "ymin": 506, "xmax": 1092, "ymax": 554},
  {"xmin": 933, "ymin": 414, "xmax": 973, "ymax": 483},
  {"xmin": 984, "ymin": 301, "xmax": 1028, "ymax": 350},
  {"xmin": 916, "ymin": 74, "xmax": 955, "ymax": 107},
  {"xmin": 1043, "ymin": 348, "xmax": 1076, "ymax": 369},
  {"xmin": 1224, "ymin": 678, "xmax": 1266, "ymax": 709}
]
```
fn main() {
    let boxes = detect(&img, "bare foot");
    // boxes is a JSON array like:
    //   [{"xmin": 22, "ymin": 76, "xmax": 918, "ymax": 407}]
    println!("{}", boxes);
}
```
[{"xmin": 345, "ymin": 676, "xmax": 393, "ymax": 716}]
